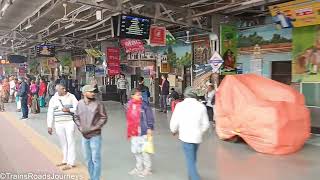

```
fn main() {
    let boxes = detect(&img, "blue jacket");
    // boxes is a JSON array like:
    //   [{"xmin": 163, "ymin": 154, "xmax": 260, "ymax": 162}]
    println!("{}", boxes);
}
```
[
  {"xmin": 139, "ymin": 101, "xmax": 155, "ymax": 136},
  {"xmin": 18, "ymin": 82, "xmax": 29, "ymax": 98}
]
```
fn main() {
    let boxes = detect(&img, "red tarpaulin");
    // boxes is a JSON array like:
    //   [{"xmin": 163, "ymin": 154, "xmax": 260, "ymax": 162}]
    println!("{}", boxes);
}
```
[{"xmin": 215, "ymin": 74, "xmax": 310, "ymax": 155}]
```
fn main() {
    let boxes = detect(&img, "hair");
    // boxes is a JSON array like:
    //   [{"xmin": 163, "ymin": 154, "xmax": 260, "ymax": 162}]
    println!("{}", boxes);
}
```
[
  {"xmin": 162, "ymin": 74, "xmax": 168, "ymax": 79},
  {"xmin": 171, "ymin": 88, "xmax": 175, "ymax": 91},
  {"xmin": 138, "ymin": 77, "xmax": 144, "ymax": 83},
  {"xmin": 57, "ymin": 83, "xmax": 66, "ymax": 89},
  {"xmin": 120, "ymin": 74, "xmax": 125, "ymax": 77},
  {"xmin": 131, "ymin": 88, "xmax": 141, "ymax": 96}
]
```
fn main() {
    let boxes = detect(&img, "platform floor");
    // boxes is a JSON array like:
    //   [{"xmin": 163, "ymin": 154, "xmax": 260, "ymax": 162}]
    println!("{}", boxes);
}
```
[{"xmin": 1, "ymin": 101, "xmax": 320, "ymax": 180}]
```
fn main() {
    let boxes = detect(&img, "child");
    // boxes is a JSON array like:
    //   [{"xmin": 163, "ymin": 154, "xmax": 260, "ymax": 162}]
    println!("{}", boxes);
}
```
[
  {"xmin": 126, "ymin": 88, "xmax": 155, "ymax": 177},
  {"xmin": 0, "ymin": 83, "xmax": 5, "ymax": 111}
]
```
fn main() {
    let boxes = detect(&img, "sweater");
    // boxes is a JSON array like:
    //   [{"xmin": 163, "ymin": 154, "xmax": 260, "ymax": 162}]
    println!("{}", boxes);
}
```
[
  {"xmin": 170, "ymin": 98, "xmax": 210, "ymax": 144},
  {"xmin": 47, "ymin": 92, "xmax": 79, "ymax": 128}
]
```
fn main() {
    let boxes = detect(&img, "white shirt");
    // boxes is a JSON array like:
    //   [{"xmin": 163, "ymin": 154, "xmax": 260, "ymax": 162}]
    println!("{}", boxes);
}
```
[
  {"xmin": 9, "ymin": 80, "xmax": 16, "ymax": 94},
  {"xmin": 47, "ymin": 92, "xmax": 78, "ymax": 128},
  {"xmin": 170, "ymin": 98, "xmax": 210, "ymax": 144},
  {"xmin": 206, "ymin": 90, "xmax": 215, "ymax": 108}
]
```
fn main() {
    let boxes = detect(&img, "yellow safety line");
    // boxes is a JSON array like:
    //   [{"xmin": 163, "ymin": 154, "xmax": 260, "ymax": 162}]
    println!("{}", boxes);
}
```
[{"xmin": 1, "ymin": 112, "xmax": 89, "ymax": 180}]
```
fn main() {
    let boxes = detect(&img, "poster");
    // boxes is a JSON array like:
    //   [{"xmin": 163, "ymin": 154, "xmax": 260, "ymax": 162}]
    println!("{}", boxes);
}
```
[
  {"xmin": 120, "ymin": 39, "xmax": 145, "ymax": 53},
  {"xmin": 106, "ymin": 47, "xmax": 120, "ymax": 76},
  {"xmin": 208, "ymin": 52, "xmax": 223, "ymax": 73},
  {"xmin": 269, "ymin": 0, "xmax": 320, "ymax": 28},
  {"xmin": 292, "ymin": 25, "xmax": 320, "ymax": 82},
  {"xmin": 95, "ymin": 66, "xmax": 106, "ymax": 77},
  {"xmin": 168, "ymin": 74, "xmax": 176, "ymax": 87},
  {"xmin": 220, "ymin": 25, "xmax": 238, "ymax": 74},
  {"xmin": 150, "ymin": 26, "xmax": 166, "ymax": 46}
]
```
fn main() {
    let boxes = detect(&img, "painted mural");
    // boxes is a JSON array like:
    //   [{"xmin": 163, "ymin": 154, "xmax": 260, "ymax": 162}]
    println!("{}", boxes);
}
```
[
  {"xmin": 237, "ymin": 24, "xmax": 292, "ymax": 78},
  {"xmin": 292, "ymin": 25, "xmax": 320, "ymax": 82},
  {"xmin": 221, "ymin": 25, "xmax": 238, "ymax": 74}
]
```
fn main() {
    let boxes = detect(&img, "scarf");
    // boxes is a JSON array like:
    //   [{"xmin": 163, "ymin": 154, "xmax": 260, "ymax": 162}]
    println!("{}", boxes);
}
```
[{"xmin": 127, "ymin": 98, "xmax": 142, "ymax": 139}]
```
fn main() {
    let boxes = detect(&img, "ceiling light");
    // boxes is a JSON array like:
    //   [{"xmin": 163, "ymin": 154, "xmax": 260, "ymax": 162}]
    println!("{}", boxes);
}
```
[
  {"xmin": 24, "ymin": 24, "xmax": 33, "ymax": 30},
  {"xmin": 65, "ymin": 23, "xmax": 75, "ymax": 29},
  {"xmin": 96, "ymin": 10, "xmax": 102, "ymax": 21}
]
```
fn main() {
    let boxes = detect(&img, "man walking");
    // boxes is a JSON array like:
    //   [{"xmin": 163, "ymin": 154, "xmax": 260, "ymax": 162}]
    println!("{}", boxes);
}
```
[
  {"xmin": 47, "ymin": 84, "xmax": 78, "ymax": 171},
  {"xmin": 117, "ymin": 74, "xmax": 129, "ymax": 105},
  {"xmin": 170, "ymin": 87, "xmax": 210, "ymax": 180},
  {"xmin": 137, "ymin": 77, "xmax": 150, "ymax": 104},
  {"xmin": 74, "ymin": 85, "xmax": 108, "ymax": 180},
  {"xmin": 17, "ymin": 77, "xmax": 29, "ymax": 120},
  {"xmin": 159, "ymin": 74, "xmax": 170, "ymax": 113}
]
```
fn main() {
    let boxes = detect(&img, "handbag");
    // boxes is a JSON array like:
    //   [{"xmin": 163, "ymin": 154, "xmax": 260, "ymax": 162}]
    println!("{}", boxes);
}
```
[{"xmin": 143, "ymin": 135, "xmax": 155, "ymax": 154}]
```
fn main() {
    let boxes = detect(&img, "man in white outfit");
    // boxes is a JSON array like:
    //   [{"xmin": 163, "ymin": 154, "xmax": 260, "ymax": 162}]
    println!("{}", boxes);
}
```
[{"xmin": 47, "ymin": 84, "xmax": 78, "ymax": 171}]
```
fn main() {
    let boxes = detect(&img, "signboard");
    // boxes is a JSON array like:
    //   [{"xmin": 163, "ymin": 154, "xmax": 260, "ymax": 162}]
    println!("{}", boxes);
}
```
[
  {"xmin": 269, "ymin": 0, "xmax": 320, "ymax": 28},
  {"xmin": 149, "ymin": 26, "xmax": 166, "ymax": 46},
  {"xmin": 95, "ymin": 66, "xmax": 106, "ymax": 77},
  {"xmin": 85, "ymin": 49, "xmax": 103, "ymax": 58},
  {"xmin": 208, "ymin": 52, "xmax": 223, "ymax": 73},
  {"xmin": 119, "ymin": 14, "xmax": 151, "ymax": 39},
  {"xmin": 36, "ymin": 44, "xmax": 55, "ymax": 57},
  {"xmin": 85, "ymin": 64, "xmax": 96, "ymax": 73},
  {"xmin": 160, "ymin": 63, "xmax": 170, "ymax": 73},
  {"xmin": 120, "ymin": 39, "xmax": 145, "ymax": 53},
  {"xmin": 106, "ymin": 47, "xmax": 120, "ymax": 76}
]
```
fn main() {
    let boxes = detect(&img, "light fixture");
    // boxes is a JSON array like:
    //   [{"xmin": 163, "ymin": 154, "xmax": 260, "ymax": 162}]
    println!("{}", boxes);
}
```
[
  {"xmin": 96, "ymin": 10, "xmax": 102, "ymax": 21},
  {"xmin": 1, "ymin": 2, "xmax": 10, "ymax": 12},
  {"xmin": 24, "ymin": 24, "xmax": 33, "ymax": 30},
  {"xmin": 65, "ymin": 23, "xmax": 75, "ymax": 29}
]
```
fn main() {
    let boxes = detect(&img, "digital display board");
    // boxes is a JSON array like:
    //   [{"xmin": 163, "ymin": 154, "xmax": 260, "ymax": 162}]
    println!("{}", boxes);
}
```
[
  {"xmin": 119, "ymin": 14, "xmax": 151, "ymax": 39},
  {"xmin": 36, "ymin": 44, "xmax": 55, "ymax": 57}
]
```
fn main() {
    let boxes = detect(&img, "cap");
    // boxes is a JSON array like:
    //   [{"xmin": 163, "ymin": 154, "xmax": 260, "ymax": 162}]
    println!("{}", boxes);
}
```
[
  {"xmin": 183, "ymin": 86, "xmax": 197, "ymax": 99},
  {"xmin": 82, "ymin": 85, "xmax": 96, "ymax": 93}
]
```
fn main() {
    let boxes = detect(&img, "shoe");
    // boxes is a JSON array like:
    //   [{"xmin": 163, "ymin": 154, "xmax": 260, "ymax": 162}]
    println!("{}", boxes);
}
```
[
  {"xmin": 21, "ymin": 117, "xmax": 28, "ymax": 121},
  {"xmin": 140, "ymin": 169, "xmax": 152, "ymax": 177},
  {"xmin": 128, "ymin": 168, "xmax": 141, "ymax": 176},
  {"xmin": 56, "ymin": 163, "xmax": 67, "ymax": 167},
  {"xmin": 61, "ymin": 165, "xmax": 75, "ymax": 171}
]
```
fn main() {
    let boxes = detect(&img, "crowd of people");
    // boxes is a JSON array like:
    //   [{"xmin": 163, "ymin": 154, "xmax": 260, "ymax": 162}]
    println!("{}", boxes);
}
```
[{"xmin": 0, "ymin": 73, "xmax": 216, "ymax": 180}]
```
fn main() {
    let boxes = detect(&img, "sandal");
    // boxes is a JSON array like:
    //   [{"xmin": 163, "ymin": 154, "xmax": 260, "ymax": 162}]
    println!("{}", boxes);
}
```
[{"xmin": 56, "ymin": 163, "xmax": 67, "ymax": 167}]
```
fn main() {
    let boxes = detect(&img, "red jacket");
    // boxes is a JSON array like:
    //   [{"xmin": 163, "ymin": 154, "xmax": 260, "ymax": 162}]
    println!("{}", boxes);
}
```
[
  {"xmin": 126, "ymin": 98, "xmax": 142, "ymax": 139},
  {"xmin": 38, "ymin": 82, "xmax": 47, "ymax": 96}
]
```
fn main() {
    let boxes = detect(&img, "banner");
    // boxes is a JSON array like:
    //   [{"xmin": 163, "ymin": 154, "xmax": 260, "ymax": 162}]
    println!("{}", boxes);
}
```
[
  {"xmin": 85, "ymin": 49, "xmax": 103, "ymax": 58},
  {"xmin": 269, "ymin": 0, "xmax": 320, "ymax": 28},
  {"xmin": 120, "ymin": 39, "xmax": 144, "ymax": 53},
  {"xmin": 220, "ymin": 25, "xmax": 238, "ymax": 74},
  {"xmin": 149, "ymin": 26, "xmax": 166, "ymax": 46},
  {"xmin": 95, "ymin": 65, "xmax": 106, "ymax": 77},
  {"xmin": 106, "ymin": 47, "xmax": 120, "ymax": 76}
]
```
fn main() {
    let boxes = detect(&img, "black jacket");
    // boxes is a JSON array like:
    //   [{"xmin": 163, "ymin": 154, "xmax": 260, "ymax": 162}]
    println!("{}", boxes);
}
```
[
  {"xmin": 161, "ymin": 80, "xmax": 170, "ymax": 95},
  {"xmin": 18, "ymin": 82, "xmax": 29, "ymax": 98}
]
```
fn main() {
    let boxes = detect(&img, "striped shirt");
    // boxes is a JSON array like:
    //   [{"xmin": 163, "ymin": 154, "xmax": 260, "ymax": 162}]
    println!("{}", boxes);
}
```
[
  {"xmin": 47, "ymin": 92, "xmax": 79, "ymax": 128},
  {"xmin": 117, "ymin": 78, "xmax": 128, "ymax": 90}
]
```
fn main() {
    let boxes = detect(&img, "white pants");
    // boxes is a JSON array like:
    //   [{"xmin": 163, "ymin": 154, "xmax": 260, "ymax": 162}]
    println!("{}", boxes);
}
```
[
  {"xmin": 55, "ymin": 121, "xmax": 76, "ymax": 166},
  {"xmin": 131, "ymin": 136, "xmax": 152, "ymax": 171}
]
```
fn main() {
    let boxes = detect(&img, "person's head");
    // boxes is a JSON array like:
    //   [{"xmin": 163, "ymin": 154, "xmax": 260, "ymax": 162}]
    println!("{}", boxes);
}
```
[
  {"xmin": 18, "ymin": 77, "xmax": 24, "ymax": 84},
  {"xmin": 56, "ymin": 84, "xmax": 67, "ymax": 96},
  {"xmin": 161, "ymin": 74, "xmax": 167, "ymax": 80},
  {"xmin": 40, "ymin": 79, "xmax": 44, "ymax": 83},
  {"xmin": 120, "ymin": 74, "xmax": 125, "ymax": 79},
  {"xmin": 171, "ymin": 88, "xmax": 175, "ymax": 92},
  {"xmin": 82, "ymin": 85, "xmax": 96, "ymax": 100},
  {"xmin": 207, "ymin": 83, "xmax": 214, "ymax": 91},
  {"xmin": 31, "ymin": 80, "xmax": 35, "ymax": 84},
  {"xmin": 131, "ymin": 88, "xmax": 142, "ymax": 101},
  {"xmin": 183, "ymin": 87, "xmax": 197, "ymax": 99},
  {"xmin": 138, "ymin": 77, "xmax": 144, "ymax": 84}
]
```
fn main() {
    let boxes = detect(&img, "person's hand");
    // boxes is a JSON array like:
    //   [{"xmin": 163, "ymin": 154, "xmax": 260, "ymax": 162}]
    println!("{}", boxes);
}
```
[
  {"xmin": 172, "ymin": 132, "xmax": 178, "ymax": 136},
  {"xmin": 62, "ymin": 108, "xmax": 70, "ymax": 112},
  {"xmin": 48, "ymin": 128, "xmax": 53, "ymax": 135}
]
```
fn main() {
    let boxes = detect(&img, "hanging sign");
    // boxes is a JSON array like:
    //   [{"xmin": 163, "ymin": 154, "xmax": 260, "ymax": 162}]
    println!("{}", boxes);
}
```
[
  {"xmin": 208, "ymin": 52, "xmax": 224, "ymax": 73},
  {"xmin": 149, "ymin": 26, "xmax": 166, "ymax": 46},
  {"xmin": 106, "ymin": 47, "xmax": 120, "ymax": 76},
  {"xmin": 120, "ymin": 39, "xmax": 145, "ymax": 53}
]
